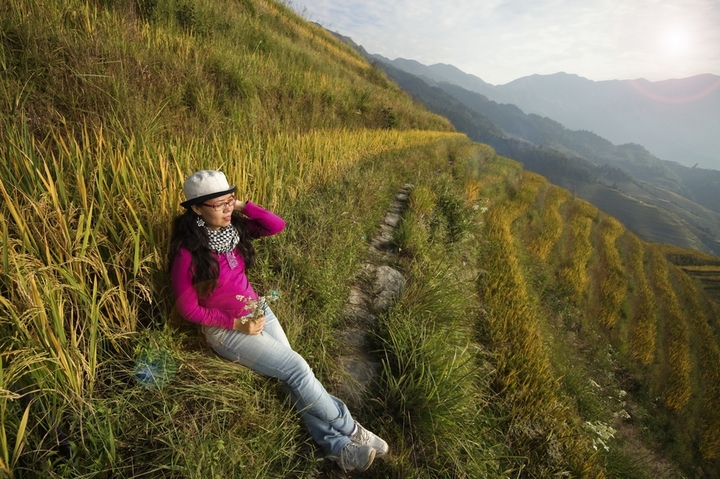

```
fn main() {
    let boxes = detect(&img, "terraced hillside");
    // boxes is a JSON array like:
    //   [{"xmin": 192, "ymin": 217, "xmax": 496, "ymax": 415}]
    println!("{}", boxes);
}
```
[{"xmin": 1, "ymin": 1, "xmax": 719, "ymax": 477}]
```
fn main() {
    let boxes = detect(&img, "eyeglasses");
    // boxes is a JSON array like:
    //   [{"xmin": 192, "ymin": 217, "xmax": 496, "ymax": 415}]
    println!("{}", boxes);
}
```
[{"xmin": 202, "ymin": 195, "xmax": 236, "ymax": 212}]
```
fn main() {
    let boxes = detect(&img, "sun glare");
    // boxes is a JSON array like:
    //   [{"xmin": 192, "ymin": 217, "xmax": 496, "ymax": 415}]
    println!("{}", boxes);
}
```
[{"xmin": 661, "ymin": 28, "xmax": 691, "ymax": 56}]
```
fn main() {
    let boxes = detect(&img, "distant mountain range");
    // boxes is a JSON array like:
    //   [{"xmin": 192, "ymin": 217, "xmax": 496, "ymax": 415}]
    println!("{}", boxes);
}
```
[
  {"xmin": 326, "ymin": 29, "xmax": 720, "ymax": 256},
  {"xmin": 372, "ymin": 55, "xmax": 720, "ymax": 172}
]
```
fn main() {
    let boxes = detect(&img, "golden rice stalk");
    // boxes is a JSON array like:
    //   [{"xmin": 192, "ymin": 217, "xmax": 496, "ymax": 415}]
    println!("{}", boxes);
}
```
[
  {"xmin": 681, "ymin": 269, "xmax": 720, "ymax": 458},
  {"xmin": 527, "ymin": 185, "xmax": 568, "ymax": 261},
  {"xmin": 479, "ymin": 176, "xmax": 601, "ymax": 474},
  {"xmin": 558, "ymin": 211, "xmax": 593, "ymax": 301},
  {"xmin": 648, "ymin": 247, "xmax": 692, "ymax": 410},
  {"xmin": 629, "ymin": 285, "xmax": 656, "ymax": 365},
  {"xmin": 627, "ymin": 236, "xmax": 657, "ymax": 365},
  {"xmin": 596, "ymin": 217, "xmax": 627, "ymax": 328}
]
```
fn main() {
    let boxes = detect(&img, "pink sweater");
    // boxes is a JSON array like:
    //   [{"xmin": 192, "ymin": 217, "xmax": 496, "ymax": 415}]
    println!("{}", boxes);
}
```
[{"xmin": 170, "ymin": 201, "xmax": 285, "ymax": 329}]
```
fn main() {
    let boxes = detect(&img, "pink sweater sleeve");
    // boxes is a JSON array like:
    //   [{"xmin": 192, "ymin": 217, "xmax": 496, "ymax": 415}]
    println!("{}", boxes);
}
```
[
  {"xmin": 170, "ymin": 249, "xmax": 236, "ymax": 329},
  {"xmin": 242, "ymin": 201, "xmax": 285, "ymax": 237}
]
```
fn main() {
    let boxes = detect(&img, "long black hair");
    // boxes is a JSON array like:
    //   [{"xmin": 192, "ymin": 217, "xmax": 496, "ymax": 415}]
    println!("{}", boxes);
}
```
[{"xmin": 168, "ymin": 209, "xmax": 256, "ymax": 296}]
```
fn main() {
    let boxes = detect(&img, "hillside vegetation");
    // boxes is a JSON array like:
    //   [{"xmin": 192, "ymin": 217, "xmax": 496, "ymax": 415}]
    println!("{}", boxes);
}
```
[
  {"xmin": 1, "ymin": 1, "xmax": 720, "ymax": 478},
  {"xmin": 362, "ymin": 57, "xmax": 720, "ymax": 260}
]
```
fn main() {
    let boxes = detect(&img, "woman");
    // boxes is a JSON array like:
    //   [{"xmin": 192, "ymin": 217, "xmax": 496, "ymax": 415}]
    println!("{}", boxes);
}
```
[{"xmin": 168, "ymin": 170, "xmax": 388, "ymax": 472}]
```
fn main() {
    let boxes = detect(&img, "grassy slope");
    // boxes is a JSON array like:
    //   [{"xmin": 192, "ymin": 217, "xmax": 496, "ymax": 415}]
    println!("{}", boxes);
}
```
[
  {"xmin": 1, "ymin": 0, "xmax": 450, "ymax": 141},
  {"xmin": 1, "ymin": 1, "xmax": 720, "ymax": 478}
]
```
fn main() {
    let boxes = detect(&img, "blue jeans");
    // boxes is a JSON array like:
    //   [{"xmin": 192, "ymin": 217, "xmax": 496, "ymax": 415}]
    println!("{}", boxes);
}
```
[{"xmin": 203, "ymin": 305, "xmax": 354, "ymax": 456}]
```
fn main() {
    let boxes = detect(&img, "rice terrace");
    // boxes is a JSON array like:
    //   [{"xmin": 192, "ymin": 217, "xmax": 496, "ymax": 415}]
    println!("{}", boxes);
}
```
[{"xmin": 1, "ymin": 0, "xmax": 720, "ymax": 477}]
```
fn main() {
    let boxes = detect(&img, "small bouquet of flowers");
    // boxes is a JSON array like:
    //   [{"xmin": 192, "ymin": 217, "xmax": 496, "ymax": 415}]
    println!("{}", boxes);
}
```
[{"xmin": 235, "ymin": 289, "xmax": 280, "ymax": 324}]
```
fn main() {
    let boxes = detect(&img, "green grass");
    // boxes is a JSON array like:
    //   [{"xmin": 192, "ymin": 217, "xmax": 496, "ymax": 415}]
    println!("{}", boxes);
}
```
[{"xmin": 3, "ymin": 0, "xmax": 720, "ymax": 477}]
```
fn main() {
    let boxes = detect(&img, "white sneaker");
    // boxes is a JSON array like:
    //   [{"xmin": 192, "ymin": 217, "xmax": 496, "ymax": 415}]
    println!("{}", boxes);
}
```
[
  {"xmin": 349, "ymin": 422, "xmax": 389, "ymax": 458},
  {"xmin": 336, "ymin": 443, "xmax": 376, "ymax": 472}
]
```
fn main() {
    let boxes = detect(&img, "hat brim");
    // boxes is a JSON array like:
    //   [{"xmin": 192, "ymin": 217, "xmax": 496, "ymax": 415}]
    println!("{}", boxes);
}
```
[{"xmin": 180, "ymin": 186, "xmax": 237, "ymax": 208}]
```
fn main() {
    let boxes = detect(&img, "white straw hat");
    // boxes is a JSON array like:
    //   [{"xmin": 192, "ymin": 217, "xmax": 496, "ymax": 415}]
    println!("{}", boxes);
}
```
[{"xmin": 181, "ymin": 170, "xmax": 236, "ymax": 208}]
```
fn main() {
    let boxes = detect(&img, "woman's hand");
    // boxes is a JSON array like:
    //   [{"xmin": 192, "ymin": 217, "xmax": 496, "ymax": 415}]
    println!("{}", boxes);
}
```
[
  {"xmin": 234, "ymin": 199, "xmax": 247, "ymax": 212},
  {"xmin": 232, "ymin": 315, "xmax": 265, "ymax": 335}
]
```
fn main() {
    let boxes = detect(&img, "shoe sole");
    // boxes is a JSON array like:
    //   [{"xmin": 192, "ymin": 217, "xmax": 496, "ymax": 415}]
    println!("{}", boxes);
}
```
[
  {"xmin": 357, "ymin": 447, "xmax": 377, "ymax": 471},
  {"xmin": 338, "ymin": 447, "xmax": 376, "ymax": 472}
]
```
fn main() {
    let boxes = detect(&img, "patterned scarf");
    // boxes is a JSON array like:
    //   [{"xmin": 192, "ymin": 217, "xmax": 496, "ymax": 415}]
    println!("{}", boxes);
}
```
[{"xmin": 206, "ymin": 225, "xmax": 240, "ymax": 268}]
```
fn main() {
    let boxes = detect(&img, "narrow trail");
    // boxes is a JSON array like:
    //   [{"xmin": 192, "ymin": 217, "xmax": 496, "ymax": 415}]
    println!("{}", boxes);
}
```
[
  {"xmin": 316, "ymin": 184, "xmax": 413, "ymax": 477},
  {"xmin": 335, "ymin": 183, "xmax": 413, "ymax": 412}
]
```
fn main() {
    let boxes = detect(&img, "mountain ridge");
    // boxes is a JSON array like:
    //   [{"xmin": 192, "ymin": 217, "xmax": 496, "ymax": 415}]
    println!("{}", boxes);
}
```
[
  {"xmin": 353, "ymin": 51, "xmax": 720, "ymax": 256},
  {"xmin": 374, "ymin": 55, "xmax": 720, "ymax": 171}
]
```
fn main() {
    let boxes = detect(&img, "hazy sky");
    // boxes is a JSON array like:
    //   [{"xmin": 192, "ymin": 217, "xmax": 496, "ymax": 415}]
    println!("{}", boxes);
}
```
[{"xmin": 292, "ymin": 0, "xmax": 720, "ymax": 85}]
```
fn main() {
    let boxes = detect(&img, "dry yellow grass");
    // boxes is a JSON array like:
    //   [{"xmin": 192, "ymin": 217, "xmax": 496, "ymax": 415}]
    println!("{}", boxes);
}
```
[
  {"xmin": 463, "ymin": 179, "xmax": 483, "ymax": 204},
  {"xmin": 648, "ymin": 247, "xmax": 692, "ymax": 411},
  {"xmin": 479, "ymin": 172, "xmax": 602, "ymax": 476},
  {"xmin": 527, "ymin": 185, "xmax": 569, "ymax": 261},
  {"xmin": 627, "ymin": 235, "xmax": 657, "ymax": 365},
  {"xmin": 558, "ymin": 200, "xmax": 595, "ymax": 301},
  {"xmin": 596, "ymin": 217, "xmax": 627, "ymax": 328},
  {"xmin": 675, "ymin": 267, "xmax": 720, "ymax": 458}
]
